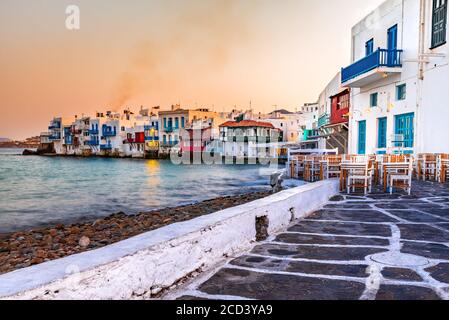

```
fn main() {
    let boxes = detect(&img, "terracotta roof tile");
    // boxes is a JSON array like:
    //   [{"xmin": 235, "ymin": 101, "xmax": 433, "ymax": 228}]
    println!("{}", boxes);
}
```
[{"xmin": 219, "ymin": 120, "xmax": 275, "ymax": 129}]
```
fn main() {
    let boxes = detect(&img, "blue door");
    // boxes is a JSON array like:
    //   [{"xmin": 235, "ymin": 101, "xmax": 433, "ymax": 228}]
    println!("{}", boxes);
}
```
[
  {"xmin": 395, "ymin": 113, "xmax": 414, "ymax": 150},
  {"xmin": 387, "ymin": 25, "xmax": 398, "ymax": 65},
  {"xmin": 378, "ymin": 117, "xmax": 387, "ymax": 151},
  {"xmin": 358, "ymin": 120, "xmax": 366, "ymax": 155}
]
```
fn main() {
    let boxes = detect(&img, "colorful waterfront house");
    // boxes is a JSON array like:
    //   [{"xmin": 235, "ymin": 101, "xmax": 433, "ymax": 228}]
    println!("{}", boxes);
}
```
[
  {"xmin": 144, "ymin": 117, "xmax": 159, "ymax": 153},
  {"xmin": 85, "ymin": 118, "xmax": 101, "ymax": 154},
  {"xmin": 100, "ymin": 115, "xmax": 119, "ymax": 154},
  {"xmin": 341, "ymin": 0, "xmax": 449, "ymax": 155},
  {"xmin": 48, "ymin": 117, "xmax": 62, "ymax": 153},
  {"xmin": 48, "ymin": 117, "xmax": 76, "ymax": 154},
  {"xmin": 219, "ymin": 120, "xmax": 282, "ymax": 159},
  {"xmin": 311, "ymin": 72, "xmax": 352, "ymax": 153},
  {"xmin": 180, "ymin": 120, "xmax": 212, "ymax": 154},
  {"xmin": 123, "ymin": 126, "xmax": 145, "ymax": 158},
  {"xmin": 78, "ymin": 116, "xmax": 92, "ymax": 156},
  {"xmin": 62, "ymin": 125, "xmax": 74, "ymax": 155},
  {"xmin": 158, "ymin": 105, "xmax": 226, "ymax": 155},
  {"xmin": 264, "ymin": 109, "xmax": 306, "ymax": 143}
]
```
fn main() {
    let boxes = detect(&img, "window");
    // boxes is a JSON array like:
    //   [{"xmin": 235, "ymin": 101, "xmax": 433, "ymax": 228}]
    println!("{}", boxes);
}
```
[
  {"xmin": 378, "ymin": 117, "xmax": 387, "ymax": 149},
  {"xmin": 338, "ymin": 92, "xmax": 350, "ymax": 110},
  {"xmin": 365, "ymin": 39, "xmax": 374, "ymax": 56},
  {"xmin": 396, "ymin": 84, "xmax": 406, "ymax": 100},
  {"xmin": 181, "ymin": 117, "xmax": 185, "ymax": 128},
  {"xmin": 431, "ymin": 0, "xmax": 447, "ymax": 48},
  {"xmin": 370, "ymin": 93, "xmax": 378, "ymax": 107},
  {"xmin": 175, "ymin": 117, "xmax": 179, "ymax": 129}
]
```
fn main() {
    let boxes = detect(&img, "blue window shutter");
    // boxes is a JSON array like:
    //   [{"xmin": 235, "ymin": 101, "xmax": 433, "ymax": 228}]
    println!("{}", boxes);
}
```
[
  {"xmin": 378, "ymin": 117, "xmax": 387, "ymax": 149},
  {"xmin": 358, "ymin": 120, "xmax": 367, "ymax": 155},
  {"xmin": 365, "ymin": 39, "xmax": 374, "ymax": 56},
  {"xmin": 370, "ymin": 93, "xmax": 378, "ymax": 107}
]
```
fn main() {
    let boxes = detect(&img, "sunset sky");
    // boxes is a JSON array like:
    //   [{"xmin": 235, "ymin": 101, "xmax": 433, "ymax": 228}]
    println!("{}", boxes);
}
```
[{"xmin": 0, "ymin": 0, "xmax": 384, "ymax": 140}]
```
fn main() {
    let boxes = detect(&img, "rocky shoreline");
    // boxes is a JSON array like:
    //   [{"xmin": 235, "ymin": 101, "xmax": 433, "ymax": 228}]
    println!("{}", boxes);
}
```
[{"xmin": 0, "ymin": 191, "xmax": 271, "ymax": 276}]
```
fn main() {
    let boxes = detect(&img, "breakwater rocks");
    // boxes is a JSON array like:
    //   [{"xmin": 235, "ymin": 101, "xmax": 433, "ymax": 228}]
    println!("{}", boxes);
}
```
[{"xmin": 0, "ymin": 191, "xmax": 270, "ymax": 275}]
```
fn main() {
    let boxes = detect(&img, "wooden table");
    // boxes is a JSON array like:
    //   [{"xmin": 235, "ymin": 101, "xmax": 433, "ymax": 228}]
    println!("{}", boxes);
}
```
[{"xmin": 382, "ymin": 162, "xmax": 410, "ymax": 192}]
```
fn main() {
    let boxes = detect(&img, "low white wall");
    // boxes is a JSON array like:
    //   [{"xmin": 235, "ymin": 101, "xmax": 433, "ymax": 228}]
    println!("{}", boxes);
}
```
[{"xmin": 0, "ymin": 179, "xmax": 339, "ymax": 300}]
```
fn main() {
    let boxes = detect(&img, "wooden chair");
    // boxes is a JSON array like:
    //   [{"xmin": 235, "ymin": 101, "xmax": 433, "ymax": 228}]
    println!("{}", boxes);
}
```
[
  {"xmin": 304, "ymin": 155, "xmax": 323, "ymax": 182},
  {"xmin": 438, "ymin": 154, "xmax": 449, "ymax": 183},
  {"xmin": 346, "ymin": 157, "xmax": 374, "ymax": 195},
  {"xmin": 289, "ymin": 155, "xmax": 305, "ymax": 179},
  {"xmin": 374, "ymin": 154, "xmax": 389, "ymax": 185},
  {"xmin": 418, "ymin": 154, "xmax": 438, "ymax": 181},
  {"xmin": 323, "ymin": 155, "xmax": 342, "ymax": 179},
  {"xmin": 389, "ymin": 157, "xmax": 414, "ymax": 195}
]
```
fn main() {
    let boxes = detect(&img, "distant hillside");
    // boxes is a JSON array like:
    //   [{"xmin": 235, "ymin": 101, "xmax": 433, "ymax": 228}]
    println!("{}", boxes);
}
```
[{"xmin": 0, "ymin": 136, "xmax": 40, "ymax": 148}]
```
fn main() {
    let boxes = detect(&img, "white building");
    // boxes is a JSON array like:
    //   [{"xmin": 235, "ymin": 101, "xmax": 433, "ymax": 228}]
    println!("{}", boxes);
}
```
[
  {"xmin": 219, "ymin": 120, "xmax": 281, "ymax": 159},
  {"xmin": 343, "ymin": 0, "xmax": 449, "ymax": 155},
  {"xmin": 296, "ymin": 103, "xmax": 321, "ymax": 149},
  {"xmin": 264, "ymin": 109, "xmax": 304, "ymax": 143}
]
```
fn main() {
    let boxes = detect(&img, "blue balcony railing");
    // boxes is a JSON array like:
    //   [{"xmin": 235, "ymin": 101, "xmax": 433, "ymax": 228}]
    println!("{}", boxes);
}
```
[
  {"xmin": 102, "ymin": 130, "xmax": 116, "ymax": 137},
  {"xmin": 89, "ymin": 129, "xmax": 99, "ymax": 135},
  {"xmin": 145, "ymin": 136, "xmax": 160, "ymax": 141},
  {"xmin": 164, "ymin": 126, "xmax": 174, "ymax": 133},
  {"xmin": 49, "ymin": 134, "xmax": 61, "ymax": 141},
  {"xmin": 341, "ymin": 48, "xmax": 403, "ymax": 84},
  {"xmin": 48, "ymin": 122, "xmax": 61, "ymax": 130},
  {"xmin": 100, "ymin": 144, "xmax": 112, "ymax": 150},
  {"xmin": 85, "ymin": 139, "xmax": 99, "ymax": 146}
]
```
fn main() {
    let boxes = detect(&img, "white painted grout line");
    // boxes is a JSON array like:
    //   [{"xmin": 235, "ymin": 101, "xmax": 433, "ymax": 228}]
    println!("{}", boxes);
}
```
[
  {"xmin": 243, "ymin": 253, "xmax": 369, "ymax": 265},
  {"xmin": 302, "ymin": 219, "xmax": 393, "ymax": 225},
  {"xmin": 283, "ymin": 231, "xmax": 390, "ymax": 240},
  {"xmin": 177, "ymin": 290, "xmax": 256, "ymax": 301},
  {"xmin": 224, "ymin": 264, "xmax": 368, "ymax": 284},
  {"xmin": 414, "ymin": 209, "xmax": 449, "ymax": 222},
  {"xmin": 263, "ymin": 241, "xmax": 388, "ymax": 249},
  {"xmin": 368, "ymin": 204, "xmax": 409, "ymax": 223}
]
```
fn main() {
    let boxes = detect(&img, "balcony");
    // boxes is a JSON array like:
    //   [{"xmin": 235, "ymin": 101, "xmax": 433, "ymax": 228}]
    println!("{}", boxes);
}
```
[
  {"xmin": 100, "ymin": 144, "xmax": 112, "ymax": 150},
  {"xmin": 161, "ymin": 141, "xmax": 179, "ymax": 147},
  {"xmin": 318, "ymin": 114, "xmax": 330, "ymax": 128},
  {"xmin": 85, "ymin": 139, "xmax": 99, "ymax": 146},
  {"xmin": 49, "ymin": 134, "xmax": 61, "ymax": 141},
  {"xmin": 144, "ymin": 124, "xmax": 159, "ymax": 131},
  {"xmin": 102, "ymin": 130, "xmax": 116, "ymax": 137},
  {"xmin": 341, "ymin": 48, "xmax": 403, "ymax": 88},
  {"xmin": 89, "ymin": 129, "xmax": 99, "ymax": 135},
  {"xmin": 164, "ymin": 126, "xmax": 174, "ymax": 133},
  {"xmin": 48, "ymin": 122, "xmax": 61, "ymax": 130}
]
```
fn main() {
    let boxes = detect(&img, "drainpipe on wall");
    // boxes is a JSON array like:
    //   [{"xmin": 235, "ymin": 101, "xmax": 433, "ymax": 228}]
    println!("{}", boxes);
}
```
[{"xmin": 416, "ymin": 0, "xmax": 426, "ymax": 154}]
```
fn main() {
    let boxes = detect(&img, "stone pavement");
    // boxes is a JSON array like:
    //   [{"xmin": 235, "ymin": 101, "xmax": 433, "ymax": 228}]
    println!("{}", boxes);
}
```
[{"xmin": 172, "ymin": 181, "xmax": 449, "ymax": 300}]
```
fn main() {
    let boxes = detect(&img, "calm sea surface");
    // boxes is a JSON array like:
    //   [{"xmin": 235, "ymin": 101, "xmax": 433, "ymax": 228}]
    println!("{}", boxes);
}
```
[{"xmin": 0, "ymin": 148, "xmax": 297, "ymax": 233}]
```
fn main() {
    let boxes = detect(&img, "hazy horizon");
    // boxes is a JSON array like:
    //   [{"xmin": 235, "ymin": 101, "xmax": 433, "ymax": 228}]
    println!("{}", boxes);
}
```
[{"xmin": 0, "ymin": 0, "xmax": 384, "ymax": 140}]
